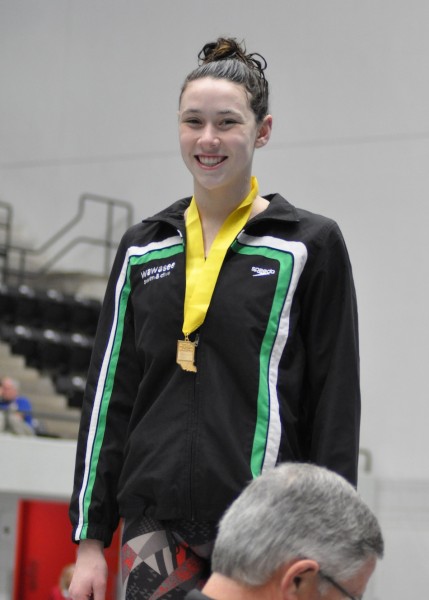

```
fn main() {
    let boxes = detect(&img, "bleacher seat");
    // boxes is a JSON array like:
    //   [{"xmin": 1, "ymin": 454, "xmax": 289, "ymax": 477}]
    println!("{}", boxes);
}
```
[
  {"xmin": 9, "ymin": 325, "xmax": 41, "ymax": 369},
  {"xmin": 0, "ymin": 283, "xmax": 98, "ymax": 399},
  {"xmin": 38, "ymin": 288, "xmax": 72, "ymax": 331},
  {"xmin": 37, "ymin": 329, "xmax": 71, "ymax": 375},
  {"xmin": 0, "ymin": 283, "xmax": 101, "ymax": 335},
  {"xmin": 14, "ymin": 285, "xmax": 42, "ymax": 327},
  {"xmin": 68, "ymin": 333, "xmax": 93, "ymax": 374},
  {"xmin": 68, "ymin": 295, "xmax": 101, "ymax": 335},
  {"xmin": 0, "ymin": 283, "xmax": 16, "ymax": 323},
  {"xmin": 55, "ymin": 374, "xmax": 86, "ymax": 408}
]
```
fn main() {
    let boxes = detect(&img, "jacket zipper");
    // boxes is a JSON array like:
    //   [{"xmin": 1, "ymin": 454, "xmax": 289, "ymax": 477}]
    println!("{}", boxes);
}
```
[
  {"xmin": 181, "ymin": 219, "xmax": 199, "ymax": 519},
  {"xmin": 187, "ymin": 332, "xmax": 200, "ymax": 519}
]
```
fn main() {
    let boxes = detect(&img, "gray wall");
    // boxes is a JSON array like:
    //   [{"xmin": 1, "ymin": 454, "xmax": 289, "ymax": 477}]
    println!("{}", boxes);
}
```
[{"xmin": 1, "ymin": 1, "xmax": 428, "ymax": 597}]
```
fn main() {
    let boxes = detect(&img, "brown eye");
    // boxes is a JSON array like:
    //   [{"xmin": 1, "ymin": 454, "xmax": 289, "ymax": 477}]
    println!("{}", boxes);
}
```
[
  {"xmin": 183, "ymin": 118, "xmax": 202, "ymax": 126},
  {"xmin": 219, "ymin": 119, "xmax": 238, "ymax": 127}
]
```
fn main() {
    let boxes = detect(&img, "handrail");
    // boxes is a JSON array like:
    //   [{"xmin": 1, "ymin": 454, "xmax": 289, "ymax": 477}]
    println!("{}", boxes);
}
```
[
  {"xmin": 31, "ymin": 194, "xmax": 132, "ymax": 256},
  {"xmin": 0, "ymin": 201, "xmax": 13, "ymax": 281},
  {"xmin": 359, "ymin": 447, "xmax": 373, "ymax": 473},
  {"xmin": 8, "ymin": 236, "xmax": 119, "ymax": 279},
  {"xmin": 2, "ymin": 193, "xmax": 134, "ymax": 285}
]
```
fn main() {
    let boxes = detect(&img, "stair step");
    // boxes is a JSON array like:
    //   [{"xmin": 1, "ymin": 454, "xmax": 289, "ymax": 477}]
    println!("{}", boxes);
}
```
[{"xmin": 0, "ymin": 340, "xmax": 81, "ymax": 439}]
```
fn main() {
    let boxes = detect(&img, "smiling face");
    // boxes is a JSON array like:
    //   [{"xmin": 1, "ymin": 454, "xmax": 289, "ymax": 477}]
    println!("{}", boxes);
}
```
[{"xmin": 178, "ymin": 77, "xmax": 271, "ymax": 201}]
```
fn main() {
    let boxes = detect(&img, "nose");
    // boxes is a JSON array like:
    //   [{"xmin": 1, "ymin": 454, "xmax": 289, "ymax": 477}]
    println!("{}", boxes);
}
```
[{"xmin": 199, "ymin": 124, "xmax": 220, "ymax": 148}]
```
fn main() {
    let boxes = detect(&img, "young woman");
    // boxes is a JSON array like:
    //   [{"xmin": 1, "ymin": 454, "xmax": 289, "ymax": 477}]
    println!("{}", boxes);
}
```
[{"xmin": 69, "ymin": 38, "xmax": 360, "ymax": 600}]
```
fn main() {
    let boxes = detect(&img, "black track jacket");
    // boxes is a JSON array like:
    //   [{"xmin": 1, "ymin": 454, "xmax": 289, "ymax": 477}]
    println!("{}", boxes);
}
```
[{"xmin": 70, "ymin": 193, "xmax": 360, "ymax": 546}]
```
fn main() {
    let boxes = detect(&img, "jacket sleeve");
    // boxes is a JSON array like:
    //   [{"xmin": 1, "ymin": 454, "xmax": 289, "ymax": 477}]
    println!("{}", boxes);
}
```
[
  {"xmin": 69, "ymin": 231, "xmax": 142, "ymax": 546},
  {"xmin": 300, "ymin": 220, "xmax": 360, "ymax": 486}
]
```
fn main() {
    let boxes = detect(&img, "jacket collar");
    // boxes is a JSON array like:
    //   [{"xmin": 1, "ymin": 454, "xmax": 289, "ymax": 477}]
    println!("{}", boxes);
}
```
[
  {"xmin": 252, "ymin": 193, "xmax": 300, "ymax": 224},
  {"xmin": 143, "ymin": 193, "xmax": 300, "ymax": 231}
]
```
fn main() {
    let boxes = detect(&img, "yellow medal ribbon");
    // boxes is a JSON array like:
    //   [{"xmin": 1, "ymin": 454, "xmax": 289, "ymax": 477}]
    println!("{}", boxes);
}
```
[{"xmin": 183, "ymin": 176, "xmax": 259, "ymax": 338}]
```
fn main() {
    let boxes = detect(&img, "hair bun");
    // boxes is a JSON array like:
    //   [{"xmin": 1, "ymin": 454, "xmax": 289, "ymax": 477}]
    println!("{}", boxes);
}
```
[
  {"xmin": 198, "ymin": 37, "xmax": 267, "ymax": 76},
  {"xmin": 198, "ymin": 38, "xmax": 246, "ymax": 64}
]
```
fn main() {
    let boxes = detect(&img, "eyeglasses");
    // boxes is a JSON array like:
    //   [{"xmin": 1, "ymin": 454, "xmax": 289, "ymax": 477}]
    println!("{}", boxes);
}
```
[{"xmin": 319, "ymin": 571, "xmax": 361, "ymax": 600}]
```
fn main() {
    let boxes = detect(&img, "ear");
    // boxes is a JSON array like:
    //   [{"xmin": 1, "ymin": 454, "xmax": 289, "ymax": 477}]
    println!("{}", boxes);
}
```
[
  {"xmin": 255, "ymin": 114, "xmax": 273, "ymax": 148},
  {"xmin": 279, "ymin": 559, "xmax": 320, "ymax": 599}
]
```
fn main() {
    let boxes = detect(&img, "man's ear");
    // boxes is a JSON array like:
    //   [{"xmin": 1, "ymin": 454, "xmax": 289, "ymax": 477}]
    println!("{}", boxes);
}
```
[
  {"xmin": 255, "ymin": 114, "xmax": 273, "ymax": 148},
  {"xmin": 279, "ymin": 559, "xmax": 320, "ymax": 599}
]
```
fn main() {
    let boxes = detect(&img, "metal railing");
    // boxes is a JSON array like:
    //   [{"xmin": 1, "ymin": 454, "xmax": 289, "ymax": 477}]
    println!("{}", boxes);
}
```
[
  {"xmin": 0, "ymin": 193, "xmax": 134, "ymax": 286},
  {"xmin": 0, "ymin": 201, "xmax": 12, "ymax": 280},
  {"xmin": 359, "ymin": 448, "xmax": 373, "ymax": 473}
]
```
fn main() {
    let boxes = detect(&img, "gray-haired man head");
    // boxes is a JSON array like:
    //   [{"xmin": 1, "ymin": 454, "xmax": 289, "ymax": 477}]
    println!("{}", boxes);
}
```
[{"xmin": 187, "ymin": 463, "xmax": 383, "ymax": 600}]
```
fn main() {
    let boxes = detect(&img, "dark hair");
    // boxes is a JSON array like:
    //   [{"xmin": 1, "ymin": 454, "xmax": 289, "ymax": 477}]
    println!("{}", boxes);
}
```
[{"xmin": 180, "ymin": 37, "xmax": 269, "ymax": 123}]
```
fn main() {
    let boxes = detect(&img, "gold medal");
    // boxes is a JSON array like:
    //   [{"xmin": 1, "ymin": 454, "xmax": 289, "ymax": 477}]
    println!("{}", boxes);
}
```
[
  {"xmin": 176, "ymin": 337, "xmax": 197, "ymax": 372},
  {"xmin": 179, "ymin": 177, "xmax": 259, "ymax": 374}
]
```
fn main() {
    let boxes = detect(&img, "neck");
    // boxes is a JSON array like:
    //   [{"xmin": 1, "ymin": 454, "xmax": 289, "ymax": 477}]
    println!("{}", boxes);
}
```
[
  {"xmin": 202, "ymin": 573, "xmax": 278, "ymax": 600},
  {"xmin": 193, "ymin": 180, "xmax": 252, "ymax": 223},
  {"xmin": 190, "ymin": 178, "xmax": 268, "ymax": 256}
]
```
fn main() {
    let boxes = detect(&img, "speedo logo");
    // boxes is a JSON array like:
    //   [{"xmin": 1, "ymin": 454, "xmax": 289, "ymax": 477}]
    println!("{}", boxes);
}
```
[
  {"xmin": 251, "ymin": 266, "xmax": 276, "ymax": 277},
  {"xmin": 141, "ymin": 262, "xmax": 176, "ymax": 284}
]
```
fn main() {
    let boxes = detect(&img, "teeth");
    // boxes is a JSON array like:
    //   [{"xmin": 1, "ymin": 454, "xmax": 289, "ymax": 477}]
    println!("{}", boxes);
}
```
[{"xmin": 198, "ymin": 156, "xmax": 224, "ymax": 166}]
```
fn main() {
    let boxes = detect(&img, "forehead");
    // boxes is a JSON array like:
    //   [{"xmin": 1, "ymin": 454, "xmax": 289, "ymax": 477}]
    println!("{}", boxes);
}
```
[{"xmin": 180, "ymin": 77, "xmax": 251, "ymax": 113}]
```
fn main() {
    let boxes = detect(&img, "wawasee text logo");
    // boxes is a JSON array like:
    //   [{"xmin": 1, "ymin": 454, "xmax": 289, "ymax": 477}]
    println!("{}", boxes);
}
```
[
  {"xmin": 251, "ymin": 266, "xmax": 276, "ymax": 277},
  {"xmin": 141, "ymin": 262, "xmax": 176, "ymax": 285}
]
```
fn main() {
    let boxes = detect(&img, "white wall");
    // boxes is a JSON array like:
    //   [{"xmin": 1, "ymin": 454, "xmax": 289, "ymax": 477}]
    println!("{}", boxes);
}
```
[
  {"xmin": 1, "ymin": 1, "xmax": 428, "ymax": 597},
  {"xmin": 0, "ymin": 434, "xmax": 77, "ymax": 600}
]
